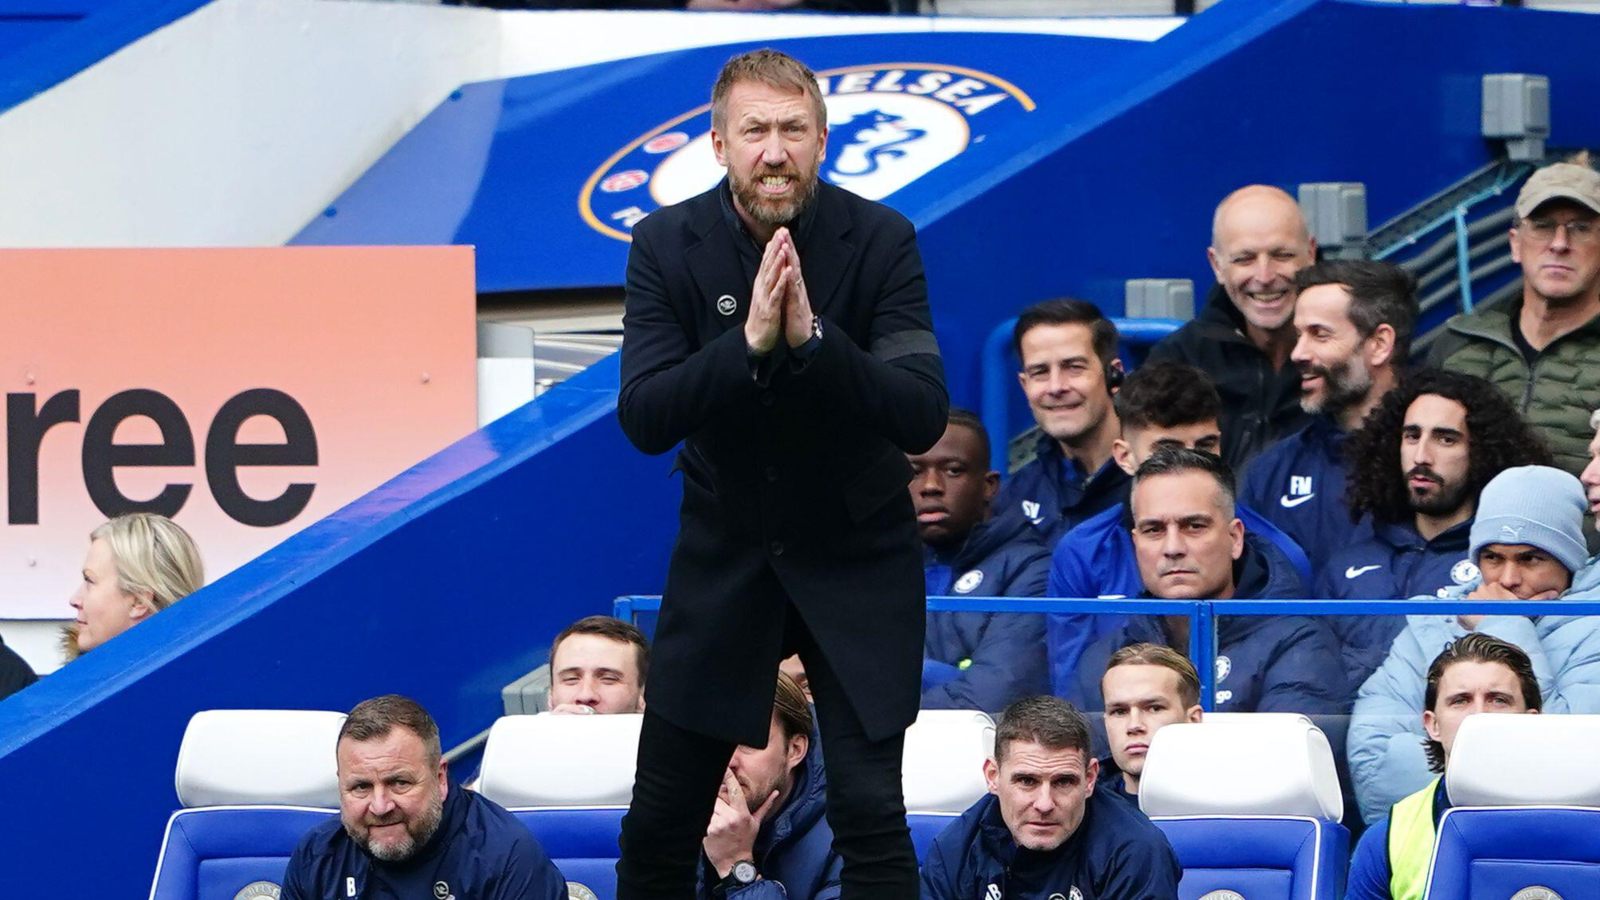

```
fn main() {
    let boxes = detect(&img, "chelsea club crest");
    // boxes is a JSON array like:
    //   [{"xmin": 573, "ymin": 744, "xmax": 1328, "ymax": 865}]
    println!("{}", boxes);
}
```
[{"xmin": 581, "ymin": 63, "xmax": 1036, "ymax": 241}]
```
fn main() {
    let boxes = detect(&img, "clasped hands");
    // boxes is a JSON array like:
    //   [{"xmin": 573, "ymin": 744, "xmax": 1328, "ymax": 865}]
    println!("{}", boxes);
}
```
[{"xmin": 744, "ymin": 227, "xmax": 815, "ymax": 356}]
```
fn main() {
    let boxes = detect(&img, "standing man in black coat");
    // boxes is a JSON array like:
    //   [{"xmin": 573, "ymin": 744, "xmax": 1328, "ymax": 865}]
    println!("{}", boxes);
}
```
[{"xmin": 615, "ymin": 48, "xmax": 948, "ymax": 899}]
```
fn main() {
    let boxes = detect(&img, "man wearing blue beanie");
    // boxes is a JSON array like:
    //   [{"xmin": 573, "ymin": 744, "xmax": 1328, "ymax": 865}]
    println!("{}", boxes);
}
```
[{"xmin": 1348, "ymin": 465, "xmax": 1600, "ymax": 824}]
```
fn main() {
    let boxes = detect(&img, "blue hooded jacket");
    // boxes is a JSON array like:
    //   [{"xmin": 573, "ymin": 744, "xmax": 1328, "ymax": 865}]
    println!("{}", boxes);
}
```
[
  {"xmin": 993, "ymin": 433, "xmax": 1131, "ymax": 549},
  {"xmin": 1239, "ymin": 415, "xmax": 1373, "ymax": 584},
  {"xmin": 698, "ymin": 728, "xmax": 839, "ymax": 900},
  {"xmin": 282, "ymin": 780, "xmax": 567, "ymax": 900},
  {"xmin": 1315, "ymin": 518, "xmax": 1477, "ymax": 691},
  {"xmin": 919, "ymin": 790, "xmax": 1180, "ymax": 899},
  {"xmin": 1045, "ymin": 505, "xmax": 1312, "ymax": 695},
  {"xmin": 1063, "ymin": 537, "xmax": 1348, "ymax": 715},
  {"xmin": 1348, "ymin": 578, "xmax": 1600, "ymax": 822},
  {"xmin": 923, "ymin": 507, "xmax": 1051, "ymax": 712}
]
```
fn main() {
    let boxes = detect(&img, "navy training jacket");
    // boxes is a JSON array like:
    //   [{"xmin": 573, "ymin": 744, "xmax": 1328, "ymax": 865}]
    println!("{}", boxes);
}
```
[
  {"xmin": 1044, "ymin": 503, "xmax": 1312, "ymax": 695},
  {"xmin": 1316, "ymin": 518, "xmax": 1477, "ymax": 689},
  {"xmin": 1239, "ymin": 415, "xmax": 1373, "ymax": 585},
  {"xmin": 993, "ymin": 433, "xmax": 1131, "ymax": 549},
  {"xmin": 1063, "ymin": 537, "xmax": 1349, "ymax": 715},
  {"xmin": 698, "ymin": 730, "xmax": 840, "ymax": 900},
  {"xmin": 281, "ymin": 781, "xmax": 568, "ymax": 900},
  {"xmin": 919, "ymin": 792, "xmax": 1180, "ymax": 899},
  {"xmin": 923, "ymin": 508, "xmax": 1051, "ymax": 712}
]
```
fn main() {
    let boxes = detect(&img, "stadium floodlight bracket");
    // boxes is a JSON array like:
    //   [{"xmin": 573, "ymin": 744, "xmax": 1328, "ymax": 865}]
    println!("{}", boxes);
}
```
[
  {"xmin": 1482, "ymin": 73, "xmax": 1550, "ymax": 163},
  {"xmin": 1124, "ymin": 278, "xmax": 1194, "ymax": 320},
  {"xmin": 1298, "ymin": 182, "xmax": 1369, "ymax": 260}
]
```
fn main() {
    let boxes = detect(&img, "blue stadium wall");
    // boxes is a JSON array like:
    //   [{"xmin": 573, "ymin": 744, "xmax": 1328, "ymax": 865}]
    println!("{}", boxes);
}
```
[{"xmin": 9, "ymin": 0, "xmax": 1600, "ymax": 892}]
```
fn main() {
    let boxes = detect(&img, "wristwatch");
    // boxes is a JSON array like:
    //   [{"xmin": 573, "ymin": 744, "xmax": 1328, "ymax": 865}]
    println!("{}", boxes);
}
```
[
  {"xmin": 810, "ymin": 315, "xmax": 823, "ymax": 343},
  {"xmin": 719, "ymin": 859, "xmax": 758, "ymax": 893}
]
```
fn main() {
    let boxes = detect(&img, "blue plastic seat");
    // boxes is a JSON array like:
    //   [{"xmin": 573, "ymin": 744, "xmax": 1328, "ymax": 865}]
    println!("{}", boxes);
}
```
[
  {"xmin": 1422, "ymin": 714, "xmax": 1600, "ymax": 898},
  {"xmin": 148, "ymin": 710, "xmax": 346, "ymax": 900},
  {"xmin": 1141, "ymin": 715, "xmax": 1349, "ymax": 899},
  {"xmin": 150, "ymin": 806, "xmax": 335, "ymax": 900},
  {"xmin": 515, "ymin": 806, "xmax": 627, "ymax": 899}
]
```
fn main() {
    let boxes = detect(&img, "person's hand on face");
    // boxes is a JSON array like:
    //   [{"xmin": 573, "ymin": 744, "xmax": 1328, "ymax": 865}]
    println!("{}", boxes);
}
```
[
  {"xmin": 703, "ymin": 769, "xmax": 778, "ymax": 879},
  {"xmin": 745, "ymin": 227, "xmax": 791, "ymax": 356}
]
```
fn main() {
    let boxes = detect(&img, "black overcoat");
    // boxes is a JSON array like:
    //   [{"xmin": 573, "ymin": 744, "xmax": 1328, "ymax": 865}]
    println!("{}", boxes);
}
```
[{"xmin": 617, "ymin": 180, "xmax": 948, "ymax": 746}]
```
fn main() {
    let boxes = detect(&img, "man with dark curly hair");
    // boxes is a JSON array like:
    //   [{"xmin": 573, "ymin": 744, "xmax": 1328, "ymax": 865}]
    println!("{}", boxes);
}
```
[{"xmin": 1320, "ymin": 369, "xmax": 1555, "ymax": 685}]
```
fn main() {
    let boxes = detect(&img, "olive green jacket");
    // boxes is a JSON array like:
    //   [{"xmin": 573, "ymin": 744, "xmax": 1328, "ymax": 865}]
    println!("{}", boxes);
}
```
[{"xmin": 1429, "ymin": 302, "xmax": 1600, "ymax": 477}]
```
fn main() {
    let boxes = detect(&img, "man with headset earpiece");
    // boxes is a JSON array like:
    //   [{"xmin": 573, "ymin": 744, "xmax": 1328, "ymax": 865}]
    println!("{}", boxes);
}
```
[{"xmin": 993, "ymin": 298, "xmax": 1128, "ymax": 549}]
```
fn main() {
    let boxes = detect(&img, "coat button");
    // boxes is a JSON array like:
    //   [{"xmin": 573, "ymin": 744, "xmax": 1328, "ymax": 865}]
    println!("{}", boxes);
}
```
[
  {"xmin": 765, "ymin": 466, "xmax": 779, "ymax": 483},
  {"xmin": 769, "ymin": 541, "xmax": 785, "ymax": 556},
  {"xmin": 759, "ymin": 392, "xmax": 775, "ymax": 407}
]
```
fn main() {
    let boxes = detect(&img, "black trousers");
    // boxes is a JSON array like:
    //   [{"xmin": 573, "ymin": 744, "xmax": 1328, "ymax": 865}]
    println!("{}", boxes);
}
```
[{"xmin": 616, "ymin": 606, "xmax": 918, "ymax": 898}]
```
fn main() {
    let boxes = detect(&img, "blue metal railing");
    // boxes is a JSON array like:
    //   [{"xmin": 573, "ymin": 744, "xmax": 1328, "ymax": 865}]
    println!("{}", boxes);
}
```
[
  {"xmin": 979, "ymin": 315, "xmax": 1184, "ymax": 473},
  {"xmin": 614, "ymin": 595, "xmax": 1600, "ymax": 712}
]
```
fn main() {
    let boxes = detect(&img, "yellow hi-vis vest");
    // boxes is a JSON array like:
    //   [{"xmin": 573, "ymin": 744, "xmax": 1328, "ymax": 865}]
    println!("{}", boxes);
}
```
[{"xmin": 1387, "ymin": 776, "xmax": 1442, "ymax": 900}]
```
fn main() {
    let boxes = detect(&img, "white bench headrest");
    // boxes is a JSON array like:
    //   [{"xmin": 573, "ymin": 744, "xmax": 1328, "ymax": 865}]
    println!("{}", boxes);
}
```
[
  {"xmin": 902, "ymin": 709, "xmax": 995, "ymax": 813},
  {"xmin": 477, "ymin": 713, "xmax": 642, "ymax": 807},
  {"xmin": 175, "ymin": 710, "xmax": 346, "ymax": 808},
  {"xmin": 1448, "ymin": 714, "xmax": 1600, "ymax": 807},
  {"xmin": 1139, "ymin": 718, "xmax": 1343, "ymax": 820}
]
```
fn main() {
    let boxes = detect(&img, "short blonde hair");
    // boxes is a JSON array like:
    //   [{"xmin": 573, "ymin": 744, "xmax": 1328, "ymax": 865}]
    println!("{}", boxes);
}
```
[
  {"xmin": 1105, "ymin": 642, "xmax": 1201, "ymax": 708},
  {"xmin": 711, "ymin": 48, "xmax": 826, "ymax": 134},
  {"xmin": 90, "ymin": 513, "xmax": 203, "ymax": 613}
]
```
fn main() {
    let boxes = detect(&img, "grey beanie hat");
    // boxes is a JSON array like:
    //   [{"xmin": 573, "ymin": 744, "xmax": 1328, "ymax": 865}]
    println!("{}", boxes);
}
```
[{"xmin": 1469, "ymin": 465, "xmax": 1589, "ymax": 574}]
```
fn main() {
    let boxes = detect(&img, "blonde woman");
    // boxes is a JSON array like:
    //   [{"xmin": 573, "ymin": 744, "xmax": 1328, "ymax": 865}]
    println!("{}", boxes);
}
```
[{"xmin": 64, "ymin": 513, "xmax": 203, "ymax": 659}]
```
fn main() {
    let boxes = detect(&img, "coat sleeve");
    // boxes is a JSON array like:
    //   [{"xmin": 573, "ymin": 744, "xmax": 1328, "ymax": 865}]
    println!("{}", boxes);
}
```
[
  {"xmin": 278, "ymin": 840, "xmax": 314, "ymax": 900},
  {"xmin": 917, "ymin": 841, "xmax": 961, "ymax": 900},
  {"xmin": 1344, "ymin": 818, "xmax": 1392, "ymax": 900},
  {"xmin": 1477, "ymin": 615, "xmax": 1556, "ymax": 696},
  {"xmin": 920, "ymin": 612, "xmax": 1047, "ymax": 713},
  {"xmin": 1143, "ymin": 331, "xmax": 1185, "ymax": 365},
  {"xmin": 489, "ymin": 834, "xmax": 570, "ymax": 899},
  {"xmin": 616, "ymin": 222, "xmax": 765, "ymax": 455},
  {"xmin": 1098, "ymin": 835, "xmax": 1183, "ymax": 898},
  {"xmin": 1237, "ymin": 457, "xmax": 1274, "ymax": 526},
  {"xmin": 1348, "ymin": 627, "xmax": 1435, "ymax": 824},
  {"xmin": 1048, "ymin": 529, "xmax": 1097, "ymax": 599},
  {"xmin": 1540, "ymin": 622, "xmax": 1600, "ymax": 714},
  {"xmin": 787, "ymin": 217, "xmax": 948, "ymax": 454},
  {"xmin": 1255, "ymin": 621, "xmax": 1348, "ymax": 716}
]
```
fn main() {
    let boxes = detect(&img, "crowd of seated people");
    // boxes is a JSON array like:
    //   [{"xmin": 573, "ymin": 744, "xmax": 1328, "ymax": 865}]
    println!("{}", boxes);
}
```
[
  {"xmin": 882, "ymin": 155, "xmax": 1600, "ymax": 849},
  {"xmin": 138, "ymin": 157, "xmax": 1600, "ymax": 898}
]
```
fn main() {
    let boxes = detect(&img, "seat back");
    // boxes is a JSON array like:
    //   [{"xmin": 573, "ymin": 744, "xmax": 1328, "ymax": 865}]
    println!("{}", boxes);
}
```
[
  {"xmin": 150, "ymin": 710, "xmax": 346, "ymax": 900},
  {"xmin": 478, "ymin": 713, "xmax": 643, "ymax": 900},
  {"xmin": 901, "ymin": 709, "xmax": 994, "ymax": 813},
  {"xmin": 514, "ymin": 807, "xmax": 626, "ymax": 900},
  {"xmin": 479, "ymin": 709, "xmax": 995, "ymax": 895},
  {"xmin": 1141, "ymin": 717, "xmax": 1348, "ymax": 899},
  {"xmin": 1424, "ymin": 714, "xmax": 1600, "ymax": 898},
  {"xmin": 477, "ymin": 712, "xmax": 642, "ymax": 807}
]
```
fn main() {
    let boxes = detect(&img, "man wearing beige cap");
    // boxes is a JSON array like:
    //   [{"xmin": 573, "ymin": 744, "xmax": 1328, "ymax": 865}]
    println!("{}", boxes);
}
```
[{"xmin": 1432, "ymin": 156, "xmax": 1600, "ymax": 486}]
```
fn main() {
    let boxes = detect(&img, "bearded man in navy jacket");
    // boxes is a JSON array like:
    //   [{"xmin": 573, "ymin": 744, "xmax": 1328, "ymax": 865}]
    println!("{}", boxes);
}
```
[
  {"xmin": 282, "ymin": 695, "xmax": 567, "ymax": 900},
  {"xmin": 700, "ymin": 673, "xmax": 840, "ymax": 900},
  {"xmin": 1240, "ymin": 260, "xmax": 1416, "ymax": 584},
  {"xmin": 913, "ymin": 410, "xmax": 1050, "ymax": 713},
  {"xmin": 1322, "ymin": 368, "xmax": 1554, "ymax": 687},
  {"xmin": 1066, "ymin": 448, "xmax": 1345, "ymax": 716},
  {"xmin": 919, "ymin": 695, "xmax": 1179, "ymax": 899}
]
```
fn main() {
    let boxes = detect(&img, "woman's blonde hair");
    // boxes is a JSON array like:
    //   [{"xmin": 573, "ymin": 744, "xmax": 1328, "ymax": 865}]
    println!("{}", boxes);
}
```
[{"xmin": 90, "ymin": 513, "xmax": 203, "ymax": 614}]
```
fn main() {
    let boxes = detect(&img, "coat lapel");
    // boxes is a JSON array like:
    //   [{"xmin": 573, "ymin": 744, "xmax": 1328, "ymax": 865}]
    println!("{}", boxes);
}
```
[
  {"xmin": 797, "ymin": 184, "xmax": 857, "ymax": 319},
  {"xmin": 682, "ymin": 188, "xmax": 753, "ymax": 339}
]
